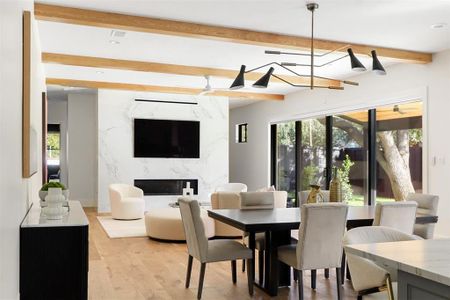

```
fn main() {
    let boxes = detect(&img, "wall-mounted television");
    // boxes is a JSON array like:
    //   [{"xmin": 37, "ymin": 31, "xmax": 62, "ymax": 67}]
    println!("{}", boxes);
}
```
[{"xmin": 134, "ymin": 119, "xmax": 200, "ymax": 158}]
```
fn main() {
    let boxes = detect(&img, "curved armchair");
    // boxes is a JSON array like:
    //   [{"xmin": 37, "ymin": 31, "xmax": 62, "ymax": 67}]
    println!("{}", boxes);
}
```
[
  {"xmin": 407, "ymin": 193, "xmax": 439, "ymax": 239},
  {"xmin": 344, "ymin": 226, "xmax": 422, "ymax": 299},
  {"xmin": 109, "ymin": 184, "xmax": 145, "ymax": 220},
  {"xmin": 215, "ymin": 183, "xmax": 248, "ymax": 193}
]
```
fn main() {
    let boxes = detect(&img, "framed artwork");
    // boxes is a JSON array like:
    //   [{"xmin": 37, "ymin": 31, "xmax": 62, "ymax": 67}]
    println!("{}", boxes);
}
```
[{"xmin": 22, "ymin": 11, "xmax": 37, "ymax": 178}]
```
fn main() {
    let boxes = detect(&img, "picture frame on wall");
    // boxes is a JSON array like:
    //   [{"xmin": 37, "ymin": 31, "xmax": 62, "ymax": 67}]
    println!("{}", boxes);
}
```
[{"xmin": 22, "ymin": 10, "xmax": 37, "ymax": 178}]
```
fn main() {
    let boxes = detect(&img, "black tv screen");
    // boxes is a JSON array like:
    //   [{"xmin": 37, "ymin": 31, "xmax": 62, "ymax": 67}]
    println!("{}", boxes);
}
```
[{"xmin": 134, "ymin": 119, "xmax": 200, "ymax": 158}]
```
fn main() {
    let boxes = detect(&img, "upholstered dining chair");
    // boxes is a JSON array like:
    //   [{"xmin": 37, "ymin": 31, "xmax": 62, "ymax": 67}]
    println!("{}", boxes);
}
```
[
  {"xmin": 178, "ymin": 198, "xmax": 254, "ymax": 299},
  {"xmin": 108, "ymin": 184, "xmax": 145, "ymax": 220},
  {"xmin": 372, "ymin": 201, "xmax": 418, "ymax": 234},
  {"xmin": 240, "ymin": 191, "xmax": 287, "ymax": 284},
  {"xmin": 278, "ymin": 203, "xmax": 348, "ymax": 300},
  {"xmin": 210, "ymin": 192, "xmax": 242, "ymax": 238},
  {"xmin": 215, "ymin": 183, "xmax": 248, "ymax": 193},
  {"xmin": 344, "ymin": 226, "xmax": 422, "ymax": 300},
  {"xmin": 406, "ymin": 193, "xmax": 439, "ymax": 239}
]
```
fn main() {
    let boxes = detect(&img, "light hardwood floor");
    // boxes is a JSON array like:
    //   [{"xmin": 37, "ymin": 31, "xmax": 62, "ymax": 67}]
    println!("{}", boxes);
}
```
[{"xmin": 86, "ymin": 208, "xmax": 358, "ymax": 299}]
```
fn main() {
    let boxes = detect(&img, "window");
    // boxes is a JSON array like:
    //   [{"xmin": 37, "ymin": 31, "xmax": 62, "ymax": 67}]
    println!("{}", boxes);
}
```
[
  {"xmin": 375, "ymin": 101, "xmax": 423, "ymax": 202},
  {"xmin": 47, "ymin": 124, "xmax": 61, "ymax": 181},
  {"xmin": 236, "ymin": 123, "xmax": 248, "ymax": 143},
  {"xmin": 271, "ymin": 100, "xmax": 424, "ymax": 206}
]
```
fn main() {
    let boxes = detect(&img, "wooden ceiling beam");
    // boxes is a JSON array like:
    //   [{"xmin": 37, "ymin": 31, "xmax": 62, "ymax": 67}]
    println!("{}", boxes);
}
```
[
  {"xmin": 42, "ymin": 52, "xmax": 340, "ymax": 87},
  {"xmin": 45, "ymin": 78, "xmax": 284, "ymax": 101},
  {"xmin": 34, "ymin": 3, "xmax": 432, "ymax": 64}
]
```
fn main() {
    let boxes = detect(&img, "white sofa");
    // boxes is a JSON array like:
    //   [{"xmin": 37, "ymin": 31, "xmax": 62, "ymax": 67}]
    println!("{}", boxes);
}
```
[{"xmin": 108, "ymin": 184, "xmax": 145, "ymax": 220}]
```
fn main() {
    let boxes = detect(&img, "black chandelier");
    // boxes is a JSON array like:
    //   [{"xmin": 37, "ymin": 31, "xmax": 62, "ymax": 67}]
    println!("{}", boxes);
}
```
[{"xmin": 230, "ymin": 3, "xmax": 386, "ymax": 91}]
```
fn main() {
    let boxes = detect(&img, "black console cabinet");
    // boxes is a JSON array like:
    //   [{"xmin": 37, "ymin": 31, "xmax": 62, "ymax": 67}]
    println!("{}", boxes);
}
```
[{"xmin": 20, "ymin": 201, "xmax": 89, "ymax": 300}]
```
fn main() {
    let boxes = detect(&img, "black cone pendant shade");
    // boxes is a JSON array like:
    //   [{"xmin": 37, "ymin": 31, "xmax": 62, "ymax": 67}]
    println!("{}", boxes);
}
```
[
  {"xmin": 252, "ymin": 67, "xmax": 274, "ymax": 88},
  {"xmin": 347, "ymin": 48, "xmax": 366, "ymax": 72},
  {"xmin": 229, "ymin": 65, "xmax": 246, "ymax": 90},
  {"xmin": 371, "ymin": 50, "xmax": 386, "ymax": 75}
]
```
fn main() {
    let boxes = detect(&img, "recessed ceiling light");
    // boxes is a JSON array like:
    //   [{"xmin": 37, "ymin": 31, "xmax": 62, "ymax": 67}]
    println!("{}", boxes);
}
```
[
  {"xmin": 96, "ymin": 71, "xmax": 104, "ymax": 74},
  {"xmin": 431, "ymin": 22, "xmax": 448, "ymax": 29},
  {"xmin": 109, "ymin": 40, "xmax": 120, "ymax": 45},
  {"xmin": 110, "ymin": 30, "xmax": 126, "ymax": 38}
]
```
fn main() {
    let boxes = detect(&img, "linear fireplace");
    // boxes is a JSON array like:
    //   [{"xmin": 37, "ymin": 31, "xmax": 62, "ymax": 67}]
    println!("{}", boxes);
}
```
[{"xmin": 134, "ymin": 179, "xmax": 198, "ymax": 196}]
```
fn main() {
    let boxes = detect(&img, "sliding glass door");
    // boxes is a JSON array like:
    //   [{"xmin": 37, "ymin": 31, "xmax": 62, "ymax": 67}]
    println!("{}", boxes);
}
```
[{"xmin": 272, "ymin": 100, "xmax": 424, "ymax": 207}]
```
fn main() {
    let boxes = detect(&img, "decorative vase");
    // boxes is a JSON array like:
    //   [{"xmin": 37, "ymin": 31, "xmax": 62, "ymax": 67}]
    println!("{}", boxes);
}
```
[
  {"xmin": 306, "ymin": 184, "xmax": 324, "ymax": 204},
  {"xmin": 42, "ymin": 188, "xmax": 67, "ymax": 220},
  {"xmin": 40, "ymin": 189, "xmax": 69, "ymax": 207},
  {"xmin": 329, "ymin": 167, "xmax": 342, "ymax": 202}
]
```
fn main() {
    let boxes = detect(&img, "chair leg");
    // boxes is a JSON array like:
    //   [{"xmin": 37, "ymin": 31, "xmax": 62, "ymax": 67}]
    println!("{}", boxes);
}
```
[
  {"xmin": 297, "ymin": 270, "xmax": 304, "ymax": 300},
  {"xmin": 386, "ymin": 274, "xmax": 394, "ymax": 300},
  {"xmin": 231, "ymin": 260, "xmax": 237, "ymax": 284},
  {"xmin": 311, "ymin": 269, "xmax": 316, "ymax": 289},
  {"xmin": 258, "ymin": 250, "xmax": 264, "ymax": 285},
  {"xmin": 357, "ymin": 296, "xmax": 362, "ymax": 300},
  {"xmin": 336, "ymin": 268, "xmax": 342, "ymax": 300},
  {"xmin": 197, "ymin": 263, "xmax": 206, "ymax": 299},
  {"xmin": 341, "ymin": 252, "xmax": 346, "ymax": 284},
  {"xmin": 185, "ymin": 255, "xmax": 193, "ymax": 288},
  {"xmin": 293, "ymin": 267, "xmax": 298, "ymax": 281},
  {"xmin": 242, "ymin": 259, "xmax": 246, "ymax": 272},
  {"xmin": 246, "ymin": 258, "xmax": 254, "ymax": 296},
  {"xmin": 324, "ymin": 268, "xmax": 330, "ymax": 279}
]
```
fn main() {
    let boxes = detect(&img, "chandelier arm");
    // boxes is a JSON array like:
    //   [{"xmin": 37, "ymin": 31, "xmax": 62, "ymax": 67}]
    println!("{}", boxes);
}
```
[
  {"xmin": 264, "ymin": 44, "xmax": 351, "ymax": 58},
  {"xmin": 272, "ymin": 74, "xmax": 343, "ymax": 90}
]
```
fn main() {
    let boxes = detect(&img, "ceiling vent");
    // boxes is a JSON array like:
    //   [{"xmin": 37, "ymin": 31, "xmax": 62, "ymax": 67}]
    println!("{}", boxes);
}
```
[{"xmin": 110, "ymin": 30, "xmax": 126, "ymax": 38}]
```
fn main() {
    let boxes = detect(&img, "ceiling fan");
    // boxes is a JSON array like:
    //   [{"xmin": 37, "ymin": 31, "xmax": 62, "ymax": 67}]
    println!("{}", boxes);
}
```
[
  {"xmin": 198, "ymin": 75, "xmax": 230, "ymax": 95},
  {"xmin": 393, "ymin": 104, "xmax": 417, "ymax": 115}
]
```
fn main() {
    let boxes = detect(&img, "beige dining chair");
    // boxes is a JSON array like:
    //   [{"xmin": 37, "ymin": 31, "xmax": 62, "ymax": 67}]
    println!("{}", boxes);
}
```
[
  {"xmin": 178, "ymin": 198, "xmax": 254, "ymax": 299},
  {"xmin": 210, "ymin": 192, "xmax": 242, "ymax": 238},
  {"xmin": 373, "ymin": 201, "xmax": 418, "ymax": 234},
  {"xmin": 278, "ymin": 203, "xmax": 348, "ymax": 300},
  {"xmin": 344, "ymin": 226, "xmax": 422, "ymax": 300},
  {"xmin": 240, "ymin": 191, "xmax": 287, "ymax": 284},
  {"xmin": 406, "ymin": 193, "xmax": 439, "ymax": 239}
]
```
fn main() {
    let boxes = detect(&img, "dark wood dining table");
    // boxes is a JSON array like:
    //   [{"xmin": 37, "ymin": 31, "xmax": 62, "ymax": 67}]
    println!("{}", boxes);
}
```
[{"xmin": 207, "ymin": 206, "xmax": 438, "ymax": 296}]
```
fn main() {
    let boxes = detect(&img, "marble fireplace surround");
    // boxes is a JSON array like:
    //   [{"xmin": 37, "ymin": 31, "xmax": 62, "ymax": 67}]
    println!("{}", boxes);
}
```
[{"xmin": 97, "ymin": 90, "xmax": 229, "ymax": 212}]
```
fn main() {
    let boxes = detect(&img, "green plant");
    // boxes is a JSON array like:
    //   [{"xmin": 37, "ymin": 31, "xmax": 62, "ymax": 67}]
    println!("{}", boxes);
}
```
[
  {"xmin": 40, "ymin": 182, "xmax": 66, "ymax": 191},
  {"xmin": 337, "ymin": 155, "xmax": 354, "ymax": 202},
  {"xmin": 301, "ymin": 165, "xmax": 319, "ymax": 190}
]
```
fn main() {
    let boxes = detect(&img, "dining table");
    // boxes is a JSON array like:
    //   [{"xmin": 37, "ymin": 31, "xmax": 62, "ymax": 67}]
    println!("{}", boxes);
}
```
[{"xmin": 207, "ymin": 206, "xmax": 438, "ymax": 296}]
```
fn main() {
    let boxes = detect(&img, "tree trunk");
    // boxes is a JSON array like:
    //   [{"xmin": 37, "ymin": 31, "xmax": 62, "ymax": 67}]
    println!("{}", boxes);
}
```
[{"xmin": 376, "ymin": 131, "xmax": 415, "ymax": 200}]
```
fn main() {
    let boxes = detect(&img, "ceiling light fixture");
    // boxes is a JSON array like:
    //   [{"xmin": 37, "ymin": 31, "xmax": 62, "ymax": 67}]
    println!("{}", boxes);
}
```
[
  {"xmin": 230, "ymin": 3, "xmax": 387, "ymax": 91},
  {"xmin": 109, "ymin": 40, "xmax": 120, "ymax": 45},
  {"xmin": 430, "ymin": 22, "xmax": 448, "ymax": 29}
]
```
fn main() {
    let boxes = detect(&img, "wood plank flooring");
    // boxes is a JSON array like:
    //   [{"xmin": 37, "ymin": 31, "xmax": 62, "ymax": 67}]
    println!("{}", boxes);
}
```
[{"xmin": 86, "ymin": 208, "xmax": 358, "ymax": 299}]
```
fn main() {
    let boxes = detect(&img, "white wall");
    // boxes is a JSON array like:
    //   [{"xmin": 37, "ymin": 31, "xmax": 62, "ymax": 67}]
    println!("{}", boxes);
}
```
[
  {"xmin": 47, "ymin": 97, "xmax": 68, "ymax": 185},
  {"xmin": 97, "ymin": 90, "xmax": 229, "ymax": 212},
  {"xmin": 67, "ymin": 93, "xmax": 98, "ymax": 207},
  {"xmin": 0, "ymin": 2, "xmax": 46, "ymax": 298},
  {"xmin": 230, "ymin": 50, "xmax": 450, "ymax": 236}
]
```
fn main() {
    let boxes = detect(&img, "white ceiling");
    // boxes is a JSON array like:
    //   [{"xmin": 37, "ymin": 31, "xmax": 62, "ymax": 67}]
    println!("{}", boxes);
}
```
[{"xmin": 37, "ymin": 0, "xmax": 450, "ymax": 109}]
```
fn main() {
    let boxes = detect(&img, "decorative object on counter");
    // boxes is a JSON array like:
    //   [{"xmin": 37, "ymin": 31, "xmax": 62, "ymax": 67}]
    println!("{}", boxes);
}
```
[
  {"xmin": 42, "ymin": 188, "xmax": 68, "ymax": 220},
  {"xmin": 182, "ymin": 181, "xmax": 194, "ymax": 197},
  {"xmin": 329, "ymin": 167, "xmax": 343, "ymax": 202},
  {"xmin": 306, "ymin": 184, "xmax": 324, "ymax": 203},
  {"xmin": 39, "ymin": 181, "xmax": 69, "ymax": 206}
]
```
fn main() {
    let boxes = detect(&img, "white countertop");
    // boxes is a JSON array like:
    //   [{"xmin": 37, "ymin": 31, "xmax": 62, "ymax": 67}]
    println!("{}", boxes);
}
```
[
  {"xmin": 21, "ymin": 200, "xmax": 89, "ymax": 228},
  {"xmin": 345, "ymin": 239, "xmax": 450, "ymax": 286}
]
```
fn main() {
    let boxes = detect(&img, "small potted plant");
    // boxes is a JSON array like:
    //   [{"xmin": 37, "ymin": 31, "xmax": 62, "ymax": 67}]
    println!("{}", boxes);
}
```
[{"xmin": 39, "ymin": 182, "xmax": 69, "ymax": 206}]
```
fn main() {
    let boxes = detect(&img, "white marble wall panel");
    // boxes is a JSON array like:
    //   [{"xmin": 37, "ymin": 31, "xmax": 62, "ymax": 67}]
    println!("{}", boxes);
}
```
[{"xmin": 97, "ymin": 90, "xmax": 229, "ymax": 212}]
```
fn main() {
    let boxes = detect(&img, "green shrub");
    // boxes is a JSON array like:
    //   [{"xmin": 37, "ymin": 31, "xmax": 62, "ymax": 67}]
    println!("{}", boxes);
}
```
[
  {"xmin": 337, "ymin": 155, "xmax": 354, "ymax": 202},
  {"xmin": 40, "ymin": 182, "xmax": 67, "ymax": 191}
]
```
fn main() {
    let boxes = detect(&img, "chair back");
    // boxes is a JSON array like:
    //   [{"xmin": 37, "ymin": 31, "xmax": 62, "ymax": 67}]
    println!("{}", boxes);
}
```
[
  {"xmin": 373, "ymin": 201, "xmax": 417, "ymax": 234},
  {"xmin": 240, "ymin": 192, "xmax": 274, "ymax": 209},
  {"xmin": 344, "ymin": 226, "xmax": 422, "ymax": 292},
  {"xmin": 215, "ymin": 183, "xmax": 248, "ymax": 193},
  {"xmin": 210, "ymin": 192, "xmax": 242, "ymax": 237},
  {"xmin": 178, "ymin": 198, "xmax": 208, "ymax": 262},
  {"xmin": 109, "ymin": 183, "xmax": 143, "ymax": 198},
  {"xmin": 407, "ymin": 193, "xmax": 439, "ymax": 238},
  {"xmin": 274, "ymin": 191, "xmax": 288, "ymax": 208},
  {"xmin": 295, "ymin": 203, "xmax": 348, "ymax": 270},
  {"xmin": 298, "ymin": 190, "xmax": 330, "ymax": 206}
]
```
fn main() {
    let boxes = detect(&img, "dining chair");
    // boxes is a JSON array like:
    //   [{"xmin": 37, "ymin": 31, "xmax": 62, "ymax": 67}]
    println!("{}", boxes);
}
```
[
  {"xmin": 372, "ymin": 201, "xmax": 418, "ymax": 234},
  {"xmin": 210, "ymin": 192, "xmax": 243, "ymax": 238},
  {"xmin": 241, "ymin": 191, "xmax": 287, "ymax": 284},
  {"xmin": 406, "ymin": 193, "xmax": 439, "ymax": 239},
  {"xmin": 278, "ymin": 203, "xmax": 348, "ymax": 300},
  {"xmin": 344, "ymin": 226, "xmax": 422, "ymax": 300},
  {"xmin": 178, "ymin": 198, "xmax": 254, "ymax": 299}
]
